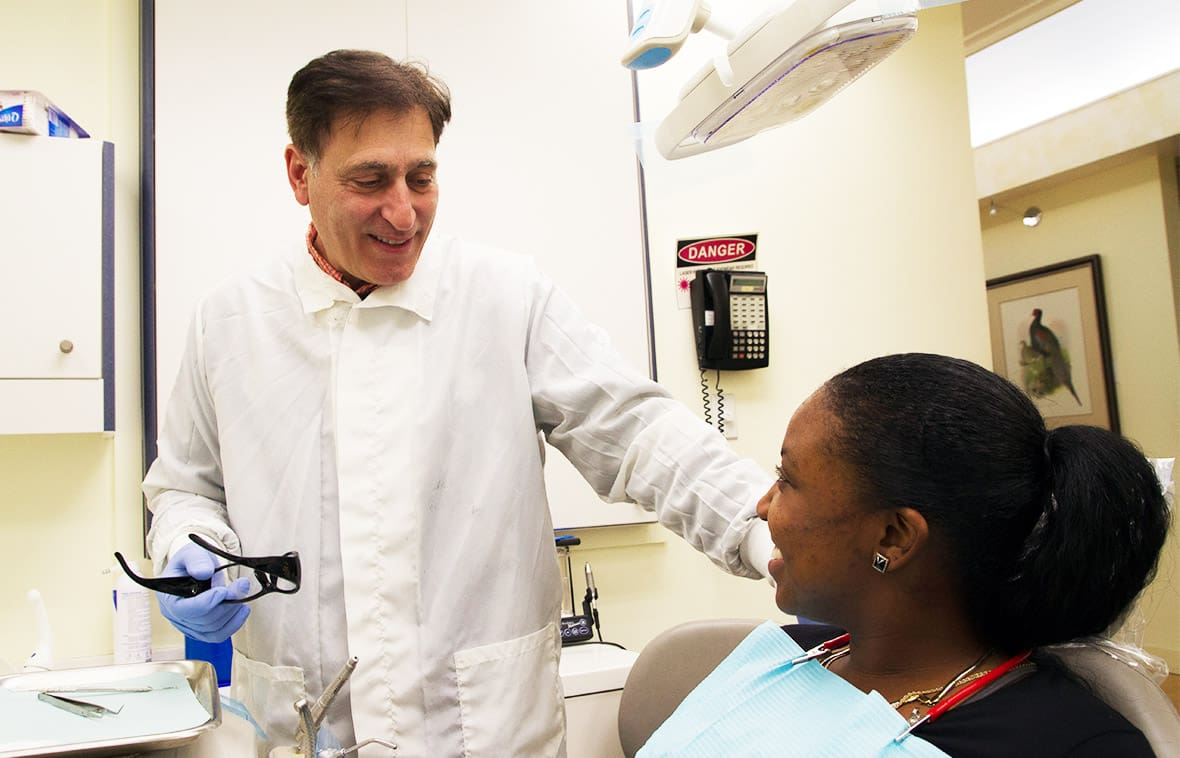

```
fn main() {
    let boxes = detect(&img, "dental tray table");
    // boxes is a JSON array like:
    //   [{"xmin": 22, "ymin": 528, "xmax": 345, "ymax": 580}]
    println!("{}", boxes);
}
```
[{"xmin": 0, "ymin": 660, "xmax": 220, "ymax": 757}]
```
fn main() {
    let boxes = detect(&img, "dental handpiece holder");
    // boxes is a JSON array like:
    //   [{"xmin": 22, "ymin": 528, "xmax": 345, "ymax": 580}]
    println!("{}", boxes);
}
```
[{"xmin": 268, "ymin": 656, "xmax": 399, "ymax": 757}]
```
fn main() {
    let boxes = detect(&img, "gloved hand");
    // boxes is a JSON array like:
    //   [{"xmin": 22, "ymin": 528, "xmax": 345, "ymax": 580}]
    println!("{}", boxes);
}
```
[{"xmin": 157, "ymin": 541, "xmax": 251, "ymax": 643}]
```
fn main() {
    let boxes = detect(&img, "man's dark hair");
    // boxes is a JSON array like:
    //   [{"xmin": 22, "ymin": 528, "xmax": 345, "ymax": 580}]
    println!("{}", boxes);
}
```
[{"xmin": 286, "ymin": 49, "xmax": 452, "ymax": 164}]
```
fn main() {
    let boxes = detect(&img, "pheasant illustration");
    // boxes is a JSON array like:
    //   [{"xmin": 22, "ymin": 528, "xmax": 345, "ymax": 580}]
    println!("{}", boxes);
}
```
[{"xmin": 1029, "ymin": 308, "xmax": 1081, "ymax": 404}]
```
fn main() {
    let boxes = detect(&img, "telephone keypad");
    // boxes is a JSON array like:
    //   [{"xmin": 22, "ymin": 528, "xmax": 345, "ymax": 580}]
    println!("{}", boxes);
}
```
[
  {"xmin": 730, "ymin": 329, "xmax": 767, "ymax": 360},
  {"xmin": 729, "ymin": 293, "xmax": 767, "ymax": 360}
]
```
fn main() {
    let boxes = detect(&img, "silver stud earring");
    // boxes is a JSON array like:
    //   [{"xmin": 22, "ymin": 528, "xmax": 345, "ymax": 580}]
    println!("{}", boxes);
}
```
[{"xmin": 872, "ymin": 552, "xmax": 889, "ymax": 574}]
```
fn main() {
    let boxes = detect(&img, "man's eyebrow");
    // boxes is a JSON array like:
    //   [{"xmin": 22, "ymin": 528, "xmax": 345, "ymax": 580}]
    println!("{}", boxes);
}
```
[
  {"xmin": 342, "ymin": 159, "xmax": 437, "ymax": 174},
  {"xmin": 341, "ymin": 160, "xmax": 391, "ymax": 174}
]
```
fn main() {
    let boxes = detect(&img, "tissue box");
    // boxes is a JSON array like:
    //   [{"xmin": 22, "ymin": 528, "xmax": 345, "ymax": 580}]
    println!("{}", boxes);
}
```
[{"xmin": 0, "ymin": 90, "xmax": 89, "ymax": 137}]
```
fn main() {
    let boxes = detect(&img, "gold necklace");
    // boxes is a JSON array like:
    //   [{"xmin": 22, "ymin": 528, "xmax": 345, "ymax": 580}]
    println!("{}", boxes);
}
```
[
  {"xmin": 819, "ymin": 645, "xmax": 999, "ymax": 710},
  {"xmin": 890, "ymin": 668, "xmax": 993, "ymax": 708}
]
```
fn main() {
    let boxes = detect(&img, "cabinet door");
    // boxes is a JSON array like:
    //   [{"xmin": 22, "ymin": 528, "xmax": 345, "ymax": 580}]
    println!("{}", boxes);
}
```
[{"xmin": 0, "ymin": 136, "xmax": 104, "ymax": 379}]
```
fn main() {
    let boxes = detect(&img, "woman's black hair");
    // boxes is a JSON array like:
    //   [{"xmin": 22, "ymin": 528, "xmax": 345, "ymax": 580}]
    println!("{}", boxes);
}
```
[{"xmin": 821, "ymin": 353, "xmax": 1169, "ymax": 652}]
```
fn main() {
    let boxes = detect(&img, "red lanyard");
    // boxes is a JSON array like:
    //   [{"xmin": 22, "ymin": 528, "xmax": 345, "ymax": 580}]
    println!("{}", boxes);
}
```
[
  {"xmin": 894, "ymin": 649, "xmax": 1032, "ymax": 742},
  {"xmin": 792, "ymin": 633, "xmax": 1032, "ymax": 742}
]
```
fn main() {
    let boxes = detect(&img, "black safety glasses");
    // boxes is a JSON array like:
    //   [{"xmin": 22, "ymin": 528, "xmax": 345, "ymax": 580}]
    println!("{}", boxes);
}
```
[{"xmin": 113, "ymin": 533, "xmax": 301, "ymax": 603}]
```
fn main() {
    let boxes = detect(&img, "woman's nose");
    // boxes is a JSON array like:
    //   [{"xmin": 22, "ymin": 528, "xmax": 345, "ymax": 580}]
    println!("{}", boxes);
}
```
[{"xmin": 756, "ymin": 487, "xmax": 773, "ymax": 521}]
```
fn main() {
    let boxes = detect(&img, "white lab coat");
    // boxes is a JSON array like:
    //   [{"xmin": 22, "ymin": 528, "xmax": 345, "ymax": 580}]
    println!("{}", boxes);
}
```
[{"xmin": 144, "ymin": 235, "xmax": 773, "ymax": 757}]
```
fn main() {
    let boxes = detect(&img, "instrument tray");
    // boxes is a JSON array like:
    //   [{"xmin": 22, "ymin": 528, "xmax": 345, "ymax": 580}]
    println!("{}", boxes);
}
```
[{"xmin": 0, "ymin": 659, "xmax": 220, "ymax": 757}]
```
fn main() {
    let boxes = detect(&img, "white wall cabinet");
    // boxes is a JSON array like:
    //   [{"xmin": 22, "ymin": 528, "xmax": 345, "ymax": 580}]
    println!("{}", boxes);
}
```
[{"xmin": 0, "ymin": 135, "xmax": 114, "ymax": 433}]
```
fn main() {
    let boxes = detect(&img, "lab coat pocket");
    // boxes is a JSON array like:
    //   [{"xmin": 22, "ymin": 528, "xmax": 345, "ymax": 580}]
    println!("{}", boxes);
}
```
[
  {"xmin": 231, "ymin": 648, "xmax": 307, "ymax": 757},
  {"xmin": 454, "ymin": 622, "xmax": 565, "ymax": 757}
]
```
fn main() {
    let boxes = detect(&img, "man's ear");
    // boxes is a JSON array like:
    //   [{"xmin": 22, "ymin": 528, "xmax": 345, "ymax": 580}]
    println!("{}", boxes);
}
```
[
  {"xmin": 876, "ymin": 507, "xmax": 928, "ymax": 571},
  {"xmin": 285, "ymin": 145, "xmax": 311, "ymax": 206}
]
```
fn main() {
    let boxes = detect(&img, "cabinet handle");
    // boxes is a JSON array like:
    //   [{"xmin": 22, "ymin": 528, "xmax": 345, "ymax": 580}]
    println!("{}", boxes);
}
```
[{"xmin": 59, "ymin": 340, "xmax": 74, "ymax": 354}]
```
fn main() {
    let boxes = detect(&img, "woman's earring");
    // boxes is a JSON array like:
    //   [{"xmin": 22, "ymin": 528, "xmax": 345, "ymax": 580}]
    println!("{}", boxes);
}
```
[{"xmin": 872, "ymin": 552, "xmax": 890, "ymax": 574}]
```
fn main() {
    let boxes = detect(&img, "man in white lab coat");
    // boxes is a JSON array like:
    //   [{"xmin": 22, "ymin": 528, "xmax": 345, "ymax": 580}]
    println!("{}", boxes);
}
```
[{"xmin": 144, "ymin": 49, "xmax": 774, "ymax": 756}]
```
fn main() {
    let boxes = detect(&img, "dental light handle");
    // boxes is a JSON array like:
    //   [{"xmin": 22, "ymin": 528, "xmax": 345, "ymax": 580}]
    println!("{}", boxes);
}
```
[{"xmin": 622, "ymin": 0, "xmax": 735, "ymax": 70}]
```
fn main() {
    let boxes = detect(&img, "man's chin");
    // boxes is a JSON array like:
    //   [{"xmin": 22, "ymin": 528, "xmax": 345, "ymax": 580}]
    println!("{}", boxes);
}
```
[
  {"xmin": 363, "ymin": 263, "xmax": 419, "ymax": 287},
  {"xmin": 353, "ymin": 249, "xmax": 422, "ymax": 286}
]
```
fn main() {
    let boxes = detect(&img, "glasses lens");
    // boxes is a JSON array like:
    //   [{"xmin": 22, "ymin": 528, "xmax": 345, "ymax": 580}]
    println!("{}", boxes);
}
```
[{"xmin": 275, "ymin": 573, "xmax": 299, "ymax": 593}]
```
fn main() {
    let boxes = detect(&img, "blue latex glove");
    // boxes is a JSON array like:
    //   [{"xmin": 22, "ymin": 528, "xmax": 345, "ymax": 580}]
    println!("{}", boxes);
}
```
[{"xmin": 157, "ymin": 541, "xmax": 251, "ymax": 643}]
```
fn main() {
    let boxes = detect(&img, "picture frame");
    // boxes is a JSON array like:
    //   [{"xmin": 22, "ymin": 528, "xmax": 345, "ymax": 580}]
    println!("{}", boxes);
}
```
[{"xmin": 986, "ymin": 255, "xmax": 1119, "ymax": 432}]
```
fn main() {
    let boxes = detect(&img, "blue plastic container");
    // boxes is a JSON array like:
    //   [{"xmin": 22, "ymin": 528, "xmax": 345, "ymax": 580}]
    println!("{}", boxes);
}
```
[{"xmin": 185, "ymin": 637, "xmax": 233, "ymax": 688}]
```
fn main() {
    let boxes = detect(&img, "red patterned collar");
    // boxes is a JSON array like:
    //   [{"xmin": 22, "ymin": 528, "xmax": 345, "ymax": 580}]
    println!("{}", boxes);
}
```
[{"xmin": 305, "ymin": 223, "xmax": 377, "ymax": 297}]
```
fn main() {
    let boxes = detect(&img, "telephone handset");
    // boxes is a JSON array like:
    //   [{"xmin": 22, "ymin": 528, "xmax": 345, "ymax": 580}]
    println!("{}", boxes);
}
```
[{"xmin": 690, "ymin": 269, "xmax": 769, "ymax": 370}]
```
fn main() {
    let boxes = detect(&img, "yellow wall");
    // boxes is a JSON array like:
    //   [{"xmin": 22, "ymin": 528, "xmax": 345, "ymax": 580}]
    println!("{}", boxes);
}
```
[
  {"xmin": 1, "ymin": 3, "xmax": 996, "ymax": 664},
  {"xmin": 0, "ymin": 0, "xmax": 145, "ymax": 666},
  {"xmin": 567, "ymin": 5, "xmax": 992, "ymax": 649},
  {"xmin": 980, "ymin": 150, "xmax": 1180, "ymax": 664}
]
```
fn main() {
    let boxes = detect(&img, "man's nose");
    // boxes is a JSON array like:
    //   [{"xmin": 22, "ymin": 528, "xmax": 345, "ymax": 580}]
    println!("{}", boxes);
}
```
[{"xmin": 381, "ymin": 181, "xmax": 416, "ymax": 231}]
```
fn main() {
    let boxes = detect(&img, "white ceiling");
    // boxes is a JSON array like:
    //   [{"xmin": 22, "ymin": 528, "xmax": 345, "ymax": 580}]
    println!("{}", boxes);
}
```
[
  {"xmin": 962, "ymin": 0, "xmax": 1180, "ymax": 146},
  {"xmin": 960, "ymin": 0, "xmax": 1081, "ymax": 54}
]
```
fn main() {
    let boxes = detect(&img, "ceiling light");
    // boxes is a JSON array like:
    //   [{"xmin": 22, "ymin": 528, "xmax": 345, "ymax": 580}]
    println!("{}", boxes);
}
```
[
  {"xmin": 622, "ymin": 0, "xmax": 923, "ymax": 160},
  {"xmin": 1022, "ymin": 207, "xmax": 1042, "ymax": 227}
]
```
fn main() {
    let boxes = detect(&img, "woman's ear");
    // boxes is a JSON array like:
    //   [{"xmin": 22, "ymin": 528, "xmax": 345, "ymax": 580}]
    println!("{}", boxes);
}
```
[{"xmin": 876, "ymin": 507, "xmax": 928, "ymax": 571}]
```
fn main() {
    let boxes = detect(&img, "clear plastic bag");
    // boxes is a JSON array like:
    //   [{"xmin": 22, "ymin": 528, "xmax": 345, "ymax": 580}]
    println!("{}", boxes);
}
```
[
  {"xmin": 1150, "ymin": 457, "xmax": 1175, "ymax": 512},
  {"xmin": 1047, "ymin": 634, "xmax": 1170, "ymax": 685}
]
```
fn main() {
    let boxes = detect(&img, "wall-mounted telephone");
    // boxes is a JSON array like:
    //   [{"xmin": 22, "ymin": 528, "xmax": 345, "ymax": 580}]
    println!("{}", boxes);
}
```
[{"xmin": 690, "ymin": 269, "xmax": 770, "ymax": 370}]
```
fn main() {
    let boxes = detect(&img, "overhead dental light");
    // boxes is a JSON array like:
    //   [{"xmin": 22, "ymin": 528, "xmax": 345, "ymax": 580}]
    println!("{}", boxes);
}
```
[{"xmin": 623, "ymin": 0, "xmax": 957, "ymax": 159}]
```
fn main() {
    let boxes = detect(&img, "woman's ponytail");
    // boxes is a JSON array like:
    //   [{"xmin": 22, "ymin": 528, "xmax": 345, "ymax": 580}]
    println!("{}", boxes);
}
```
[{"xmin": 990, "ymin": 425, "xmax": 1169, "ymax": 650}]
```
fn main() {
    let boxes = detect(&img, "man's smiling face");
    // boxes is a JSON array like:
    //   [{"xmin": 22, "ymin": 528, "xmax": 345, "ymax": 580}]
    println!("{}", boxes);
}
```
[{"xmin": 286, "ymin": 106, "xmax": 439, "ymax": 287}]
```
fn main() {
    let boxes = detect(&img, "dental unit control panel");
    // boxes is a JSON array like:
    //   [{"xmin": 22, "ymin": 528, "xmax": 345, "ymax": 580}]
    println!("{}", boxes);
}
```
[{"xmin": 556, "ymin": 536, "xmax": 602, "ymax": 646}]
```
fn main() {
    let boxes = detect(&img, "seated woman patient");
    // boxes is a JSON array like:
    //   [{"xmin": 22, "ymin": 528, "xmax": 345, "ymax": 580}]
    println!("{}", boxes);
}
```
[{"xmin": 642, "ymin": 353, "xmax": 1170, "ymax": 757}]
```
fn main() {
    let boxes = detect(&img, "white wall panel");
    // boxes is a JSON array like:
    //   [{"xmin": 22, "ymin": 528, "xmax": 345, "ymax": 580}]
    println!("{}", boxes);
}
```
[{"xmin": 153, "ymin": 0, "xmax": 655, "ymax": 528}]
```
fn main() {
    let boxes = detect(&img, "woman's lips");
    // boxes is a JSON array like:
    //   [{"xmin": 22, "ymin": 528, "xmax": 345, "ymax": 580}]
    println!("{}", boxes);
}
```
[{"xmin": 767, "ymin": 546, "xmax": 785, "ymax": 579}]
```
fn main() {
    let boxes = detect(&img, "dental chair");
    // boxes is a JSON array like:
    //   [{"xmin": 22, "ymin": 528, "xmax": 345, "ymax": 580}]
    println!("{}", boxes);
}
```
[{"xmin": 616, "ymin": 618, "xmax": 1180, "ymax": 757}]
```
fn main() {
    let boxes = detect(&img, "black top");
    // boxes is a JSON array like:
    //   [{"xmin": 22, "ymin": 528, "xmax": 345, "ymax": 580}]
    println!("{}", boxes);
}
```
[{"xmin": 785, "ymin": 624, "xmax": 1154, "ymax": 757}]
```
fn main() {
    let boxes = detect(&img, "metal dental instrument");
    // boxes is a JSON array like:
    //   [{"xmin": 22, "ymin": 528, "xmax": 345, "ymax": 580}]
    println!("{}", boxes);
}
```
[
  {"xmin": 295, "ymin": 698, "xmax": 317, "ymax": 757},
  {"xmin": 294, "ymin": 656, "xmax": 361, "ymax": 756},
  {"xmin": 317, "ymin": 737, "xmax": 400, "ymax": 757},
  {"xmin": 39, "ymin": 687, "xmax": 156, "ymax": 694},
  {"xmin": 583, "ymin": 562, "xmax": 601, "ymax": 641},
  {"xmin": 38, "ymin": 691, "xmax": 124, "ymax": 718},
  {"xmin": 287, "ymin": 656, "xmax": 398, "ymax": 755},
  {"xmin": 311, "ymin": 657, "xmax": 358, "ymax": 727},
  {"xmin": 113, "ymin": 533, "xmax": 301, "ymax": 602}
]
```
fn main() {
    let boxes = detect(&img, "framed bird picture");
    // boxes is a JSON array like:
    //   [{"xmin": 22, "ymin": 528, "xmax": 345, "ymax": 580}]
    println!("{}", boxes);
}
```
[{"xmin": 986, "ymin": 255, "xmax": 1119, "ymax": 432}]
